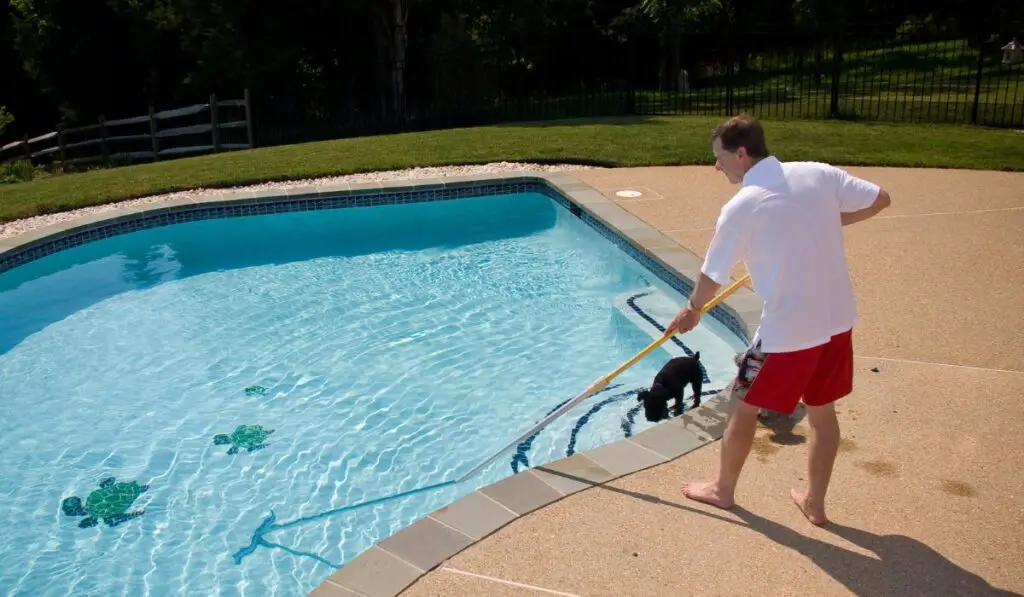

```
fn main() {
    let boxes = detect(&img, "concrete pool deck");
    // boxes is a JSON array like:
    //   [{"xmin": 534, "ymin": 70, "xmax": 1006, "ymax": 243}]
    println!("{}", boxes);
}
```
[{"xmin": 361, "ymin": 165, "xmax": 1024, "ymax": 597}]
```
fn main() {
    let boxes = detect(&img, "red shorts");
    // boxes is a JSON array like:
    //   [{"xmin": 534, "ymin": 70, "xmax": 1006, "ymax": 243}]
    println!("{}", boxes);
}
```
[{"xmin": 740, "ymin": 329, "xmax": 854, "ymax": 414}]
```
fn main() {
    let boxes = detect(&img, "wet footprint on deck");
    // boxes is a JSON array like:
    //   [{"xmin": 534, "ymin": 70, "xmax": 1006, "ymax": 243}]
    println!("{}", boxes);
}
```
[
  {"xmin": 855, "ymin": 459, "xmax": 899, "ymax": 478},
  {"xmin": 940, "ymin": 479, "xmax": 977, "ymax": 498}
]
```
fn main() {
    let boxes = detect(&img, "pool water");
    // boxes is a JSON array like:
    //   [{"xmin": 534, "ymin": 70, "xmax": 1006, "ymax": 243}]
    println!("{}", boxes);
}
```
[{"xmin": 0, "ymin": 192, "xmax": 747, "ymax": 596}]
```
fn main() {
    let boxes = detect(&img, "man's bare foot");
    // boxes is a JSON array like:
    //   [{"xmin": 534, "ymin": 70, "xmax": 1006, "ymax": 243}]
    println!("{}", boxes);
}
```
[
  {"xmin": 681, "ymin": 482, "xmax": 735, "ymax": 509},
  {"xmin": 791, "ymin": 488, "xmax": 829, "ymax": 525}
]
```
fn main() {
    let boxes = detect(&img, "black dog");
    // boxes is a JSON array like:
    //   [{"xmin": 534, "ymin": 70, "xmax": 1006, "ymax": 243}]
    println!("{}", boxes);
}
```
[{"xmin": 636, "ymin": 352, "xmax": 703, "ymax": 422}]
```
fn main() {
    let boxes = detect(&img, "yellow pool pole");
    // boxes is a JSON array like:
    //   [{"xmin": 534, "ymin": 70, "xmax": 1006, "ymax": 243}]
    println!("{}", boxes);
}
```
[{"xmin": 457, "ymin": 273, "xmax": 752, "ymax": 482}]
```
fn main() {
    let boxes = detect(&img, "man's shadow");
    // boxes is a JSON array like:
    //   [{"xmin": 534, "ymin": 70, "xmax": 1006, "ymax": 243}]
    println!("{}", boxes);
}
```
[
  {"xmin": 731, "ymin": 506, "xmax": 1020, "ymax": 597},
  {"xmin": 535, "ymin": 466, "xmax": 1020, "ymax": 596}
]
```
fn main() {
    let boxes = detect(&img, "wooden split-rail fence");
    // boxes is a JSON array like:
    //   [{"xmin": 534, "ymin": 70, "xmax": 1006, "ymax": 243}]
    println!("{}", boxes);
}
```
[{"xmin": 0, "ymin": 89, "xmax": 254, "ymax": 166}]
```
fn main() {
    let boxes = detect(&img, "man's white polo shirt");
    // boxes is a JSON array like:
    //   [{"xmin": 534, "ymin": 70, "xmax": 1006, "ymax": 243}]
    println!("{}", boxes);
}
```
[{"xmin": 701, "ymin": 156, "xmax": 880, "ymax": 353}]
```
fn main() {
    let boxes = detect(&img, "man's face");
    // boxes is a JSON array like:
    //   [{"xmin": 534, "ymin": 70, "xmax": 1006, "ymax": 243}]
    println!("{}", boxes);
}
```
[{"xmin": 712, "ymin": 138, "xmax": 748, "ymax": 184}]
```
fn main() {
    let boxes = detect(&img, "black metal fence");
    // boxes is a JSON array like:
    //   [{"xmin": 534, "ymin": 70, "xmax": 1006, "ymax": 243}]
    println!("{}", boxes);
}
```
[
  {"xmin": 251, "ymin": 29, "xmax": 1024, "ymax": 148},
  {"xmin": 633, "ymin": 32, "xmax": 1024, "ymax": 127}
]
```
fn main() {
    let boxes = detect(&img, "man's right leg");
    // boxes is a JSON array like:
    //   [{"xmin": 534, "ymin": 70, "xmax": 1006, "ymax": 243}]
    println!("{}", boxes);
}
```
[{"xmin": 681, "ymin": 399, "xmax": 759, "ymax": 509}]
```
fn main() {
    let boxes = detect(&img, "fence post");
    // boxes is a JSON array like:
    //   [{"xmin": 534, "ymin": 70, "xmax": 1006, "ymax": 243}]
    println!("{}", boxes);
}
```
[
  {"xmin": 970, "ymin": 44, "xmax": 986, "ymax": 125},
  {"xmin": 829, "ymin": 33, "xmax": 843, "ymax": 117},
  {"xmin": 57, "ymin": 125, "xmax": 67, "ymax": 166},
  {"xmin": 98, "ymin": 115, "xmax": 109, "ymax": 164},
  {"xmin": 726, "ymin": 57, "xmax": 735, "ymax": 116},
  {"xmin": 149, "ymin": 105, "xmax": 160, "ymax": 160},
  {"xmin": 624, "ymin": 40, "xmax": 637, "ymax": 115},
  {"xmin": 22, "ymin": 133, "xmax": 30, "ymax": 160},
  {"xmin": 210, "ymin": 93, "xmax": 221, "ymax": 152},
  {"xmin": 243, "ymin": 88, "xmax": 254, "ymax": 148}
]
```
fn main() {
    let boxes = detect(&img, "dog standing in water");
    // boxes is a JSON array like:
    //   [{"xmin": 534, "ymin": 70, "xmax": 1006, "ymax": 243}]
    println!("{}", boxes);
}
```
[{"xmin": 637, "ymin": 352, "xmax": 704, "ymax": 422}]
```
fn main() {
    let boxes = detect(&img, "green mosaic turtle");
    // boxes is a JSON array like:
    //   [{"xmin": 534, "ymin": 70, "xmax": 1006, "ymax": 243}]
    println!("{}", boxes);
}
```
[
  {"xmin": 214, "ymin": 424, "xmax": 275, "ymax": 455},
  {"xmin": 61, "ymin": 477, "xmax": 149, "ymax": 529}
]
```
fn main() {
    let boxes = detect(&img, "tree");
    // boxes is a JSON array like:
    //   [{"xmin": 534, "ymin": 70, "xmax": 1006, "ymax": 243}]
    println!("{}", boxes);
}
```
[
  {"xmin": 0, "ymin": 106, "xmax": 13, "ymax": 135},
  {"xmin": 374, "ymin": 0, "xmax": 410, "ymax": 120},
  {"xmin": 615, "ymin": 0, "xmax": 724, "ymax": 91},
  {"xmin": 10, "ymin": 0, "xmax": 160, "ymax": 123}
]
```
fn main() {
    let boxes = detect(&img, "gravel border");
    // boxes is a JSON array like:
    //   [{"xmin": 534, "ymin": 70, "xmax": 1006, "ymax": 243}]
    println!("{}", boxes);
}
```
[{"xmin": 0, "ymin": 161, "xmax": 602, "ymax": 239}]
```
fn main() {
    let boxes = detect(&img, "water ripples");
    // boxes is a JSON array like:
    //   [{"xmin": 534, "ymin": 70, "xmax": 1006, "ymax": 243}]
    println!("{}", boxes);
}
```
[{"xmin": 0, "ymin": 198, "xmax": 745, "ymax": 596}]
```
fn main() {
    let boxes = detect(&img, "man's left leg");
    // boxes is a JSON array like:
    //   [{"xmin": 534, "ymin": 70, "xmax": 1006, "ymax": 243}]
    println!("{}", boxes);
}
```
[
  {"xmin": 792, "ymin": 402, "xmax": 840, "ymax": 525},
  {"xmin": 791, "ymin": 329, "xmax": 855, "ymax": 525}
]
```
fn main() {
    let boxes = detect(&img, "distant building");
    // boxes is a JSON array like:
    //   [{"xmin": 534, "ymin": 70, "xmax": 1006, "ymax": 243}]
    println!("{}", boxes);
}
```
[{"xmin": 1002, "ymin": 38, "xmax": 1023, "ymax": 65}]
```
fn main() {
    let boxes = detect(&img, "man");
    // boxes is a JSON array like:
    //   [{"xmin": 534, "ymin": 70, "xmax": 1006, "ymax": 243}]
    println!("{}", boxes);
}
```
[{"xmin": 668, "ymin": 114, "xmax": 890, "ymax": 525}]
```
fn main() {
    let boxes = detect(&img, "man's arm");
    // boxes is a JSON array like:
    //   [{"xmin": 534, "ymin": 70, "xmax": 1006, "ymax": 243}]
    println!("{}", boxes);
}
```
[
  {"xmin": 830, "ymin": 165, "xmax": 891, "ymax": 225},
  {"xmin": 687, "ymin": 273, "xmax": 722, "ymax": 312},
  {"xmin": 668, "ymin": 272, "xmax": 728, "ymax": 335},
  {"xmin": 841, "ymin": 188, "xmax": 891, "ymax": 226}
]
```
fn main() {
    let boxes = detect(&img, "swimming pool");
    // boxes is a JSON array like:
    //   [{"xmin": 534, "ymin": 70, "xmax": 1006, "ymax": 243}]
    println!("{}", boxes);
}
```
[{"xmin": 0, "ymin": 182, "xmax": 749, "ymax": 596}]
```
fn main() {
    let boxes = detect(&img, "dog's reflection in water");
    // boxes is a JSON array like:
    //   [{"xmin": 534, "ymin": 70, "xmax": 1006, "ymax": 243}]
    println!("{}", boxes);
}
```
[{"xmin": 636, "ymin": 352, "xmax": 703, "ymax": 423}]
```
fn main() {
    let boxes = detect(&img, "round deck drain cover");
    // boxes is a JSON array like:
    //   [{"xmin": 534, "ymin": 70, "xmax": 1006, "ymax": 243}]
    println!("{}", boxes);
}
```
[{"xmin": 615, "ymin": 190, "xmax": 643, "ymax": 198}]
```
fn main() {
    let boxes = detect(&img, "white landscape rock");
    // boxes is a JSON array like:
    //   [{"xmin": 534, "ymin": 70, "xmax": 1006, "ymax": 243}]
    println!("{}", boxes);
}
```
[{"xmin": 0, "ymin": 161, "xmax": 602, "ymax": 239}]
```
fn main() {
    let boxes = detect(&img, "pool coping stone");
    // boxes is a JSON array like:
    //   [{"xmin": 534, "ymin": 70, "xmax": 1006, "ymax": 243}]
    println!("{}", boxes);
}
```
[
  {"xmin": 530, "ymin": 453, "xmax": 616, "ymax": 496},
  {"xmin": 427, "ymin": 491, "xmax": 519, "ymax": 541},
  {"xmin": 375, "ymin": 517, "xmax": 476, "ymax": 573},
  {"xmin": 0, "ymin": 170, "xmax": 760, "ymax": 597},
  {"xmin": 477, "ymin": 469, "xmax": 565, "ymax": 516},
  {"xmin": 325, "ymin": 547, "xmax": 424, "ymax": 597}
]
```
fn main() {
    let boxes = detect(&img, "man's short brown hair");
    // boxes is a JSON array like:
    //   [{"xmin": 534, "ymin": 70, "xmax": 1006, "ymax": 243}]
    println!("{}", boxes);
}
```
[{"xmin": 711, "ymin": 114, "xmax": 769, "ymax": 158}]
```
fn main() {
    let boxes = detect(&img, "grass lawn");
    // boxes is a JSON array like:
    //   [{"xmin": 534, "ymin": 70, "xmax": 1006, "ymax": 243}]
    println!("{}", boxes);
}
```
[{"xmin": 2, "ymin": 115, "xmax": 1023, "ymax": 223}]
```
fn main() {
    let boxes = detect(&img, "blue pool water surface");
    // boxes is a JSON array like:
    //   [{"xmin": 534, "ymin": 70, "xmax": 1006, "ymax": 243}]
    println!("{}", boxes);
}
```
[{"xmin": 0, "ymin": 192, "xmax": 747, "ymax": 596}]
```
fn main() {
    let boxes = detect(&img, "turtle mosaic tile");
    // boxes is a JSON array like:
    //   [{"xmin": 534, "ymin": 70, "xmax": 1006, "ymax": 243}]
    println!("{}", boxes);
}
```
[{"xmin": 61, "ymin": 477, "xmax": 150, "ymax": 529}]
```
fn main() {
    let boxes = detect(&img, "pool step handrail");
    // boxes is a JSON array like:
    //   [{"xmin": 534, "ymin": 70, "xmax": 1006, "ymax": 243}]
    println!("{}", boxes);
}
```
[{"xmin": 456, "ymin": 273, "xmax": 751, "ymax": 483}]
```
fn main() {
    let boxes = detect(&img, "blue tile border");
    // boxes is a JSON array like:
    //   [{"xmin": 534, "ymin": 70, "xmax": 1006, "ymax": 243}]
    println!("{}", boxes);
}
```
[{"xmin": 0, "ymin": 180, "xmax": 533, "ymax": 275}]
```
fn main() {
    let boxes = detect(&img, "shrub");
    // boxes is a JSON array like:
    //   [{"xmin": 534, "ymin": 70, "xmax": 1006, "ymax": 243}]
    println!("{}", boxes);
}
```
[
  {"xmin": 1, "ymin": 160, "xmax": 38, "ymax": 184},
  {"xmin": 0, "ymin": 106, "xmax": 12, "ymax": 135}
]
